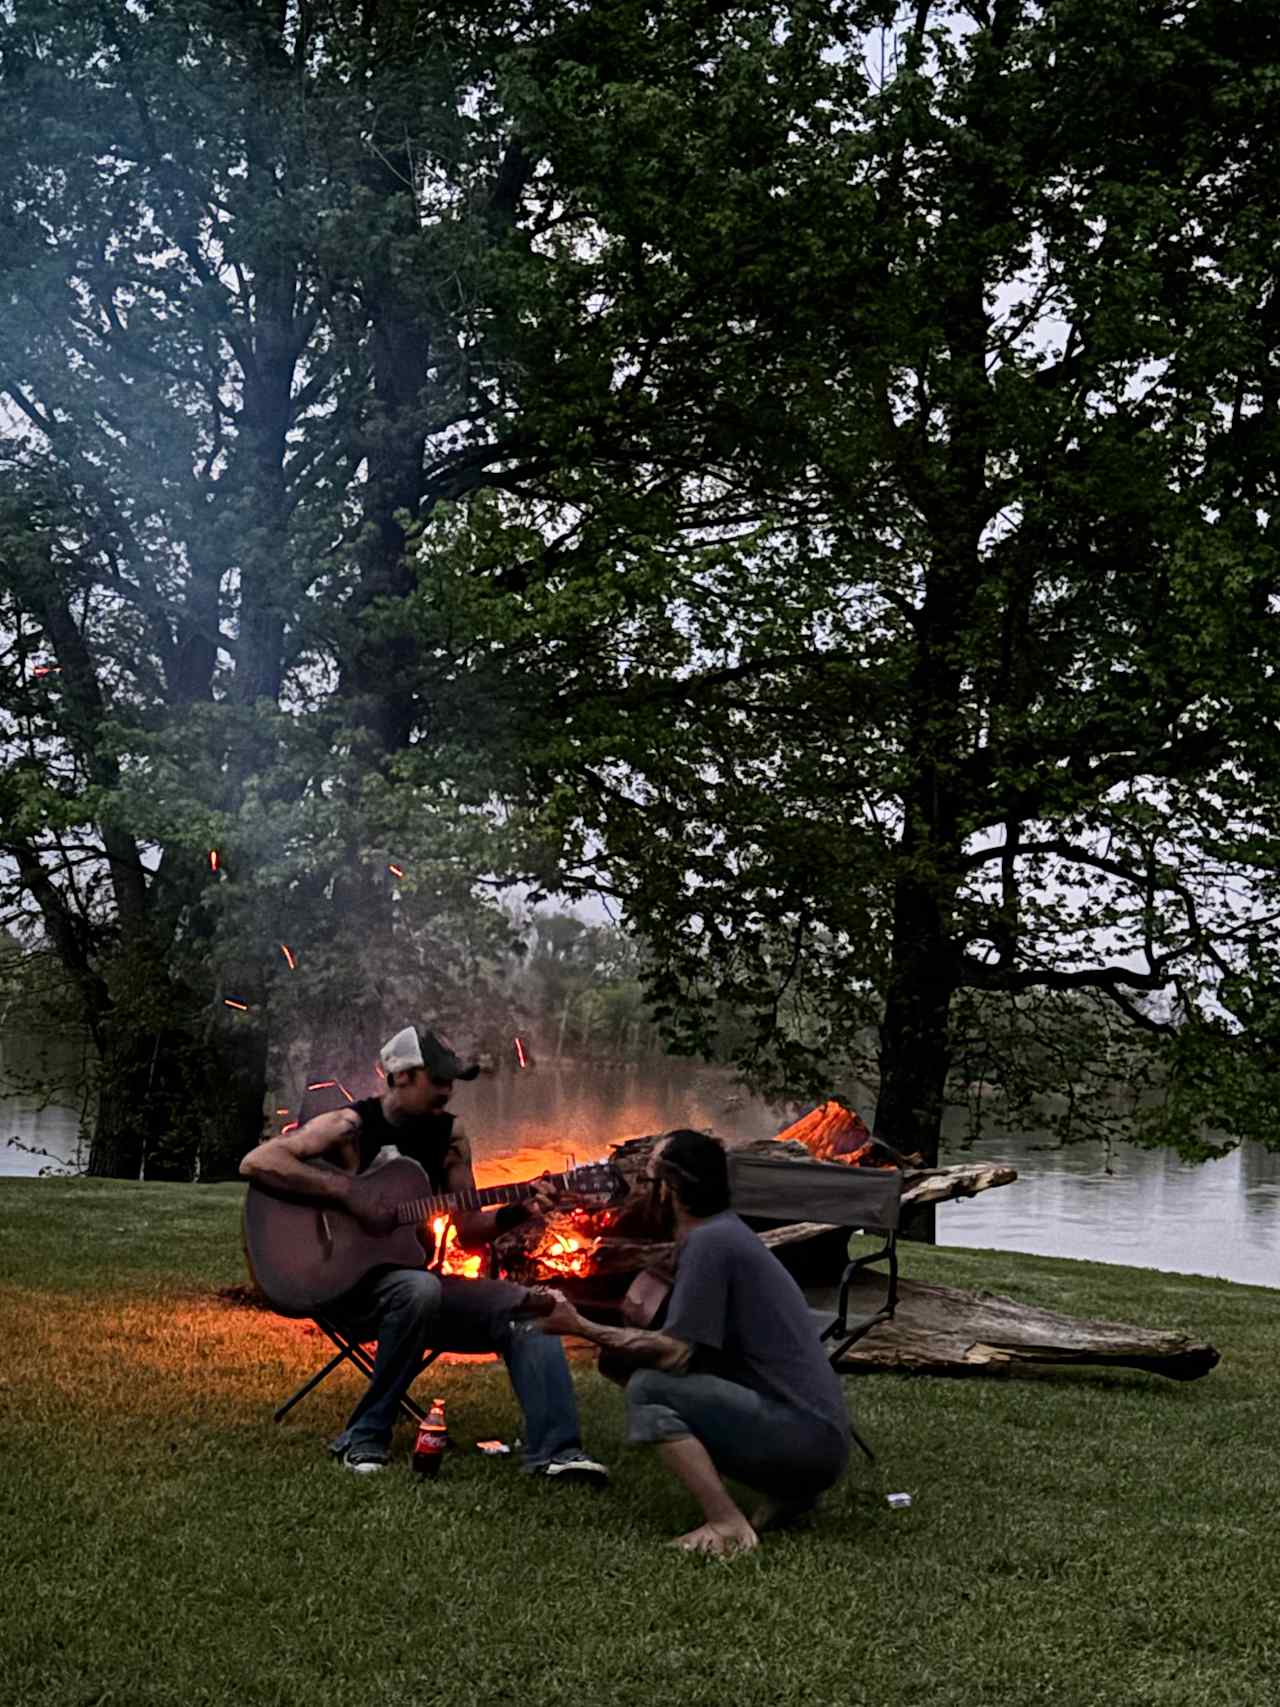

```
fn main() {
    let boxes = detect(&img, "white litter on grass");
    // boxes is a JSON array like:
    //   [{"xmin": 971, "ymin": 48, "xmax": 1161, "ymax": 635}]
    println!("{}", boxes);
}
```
[{"xmin": 887, "ymin": 1492, "xmax": 913, "ymax": 1509}]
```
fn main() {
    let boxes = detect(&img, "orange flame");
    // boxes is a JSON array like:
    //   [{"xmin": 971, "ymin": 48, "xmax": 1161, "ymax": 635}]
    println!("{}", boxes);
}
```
[
  {"xmin": 279, "ymin": 943, "xmax": 296, "ymax": 970},
  {"xmin": 773, "ymin": 1100, "xmax": 891, "ymax": 1166},
  {"xmin": 431, "ymin": 1215, "xmax": 483, "ymax": 1279}
]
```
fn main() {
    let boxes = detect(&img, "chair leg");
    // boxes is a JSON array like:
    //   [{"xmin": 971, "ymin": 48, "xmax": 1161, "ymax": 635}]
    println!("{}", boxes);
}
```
[
  {"xmin": 274, "ymin": 1345, "xmax": 357, "ymax": 1423},
  {"xmin": 275, "ymin": 1323, "xmax": 444, "ymax": 1427},
  {"xmin": 849, "ymin": 1420, "xmax": 876, "ymax": 1464},
  {"xmin": 316, "ymin": 1319, "xmax": 433, "ymax": 1425}
]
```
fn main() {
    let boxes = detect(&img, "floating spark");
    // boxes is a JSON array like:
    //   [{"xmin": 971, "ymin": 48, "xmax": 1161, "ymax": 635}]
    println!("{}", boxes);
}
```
[
  {"xmin": 306, "ymin": 1079, "xmax": 355, "ymax": 1103},
  {"xmin": 223, "ymin": 998, "xmax": 248, "ymax": 1011},
  {"xmin": 514, "ymin": 1036, "xmax": 528, "ymax": 1069},
  {"xmin": 209, "ymin": 850, "xmax": 220, "ymax": 873},
  {"xmin": 387, "ymin": 863, "xmax": 406, "ymax": 879},
  {"xmin": 280, "ymin": 1121, "xmax": 299, "ymax": 1135},
  {"xmin": 279, "ymin": 943, "xmax": 296, "ymax": 970}
]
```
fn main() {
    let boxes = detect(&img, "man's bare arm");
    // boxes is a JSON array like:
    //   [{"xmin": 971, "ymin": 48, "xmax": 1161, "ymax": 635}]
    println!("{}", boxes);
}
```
[
  {"xmin": 239, "ymin": 1109, "xmax": 362, "ymax": 1205},
  {"xmin": 539, "ymin": 1292, "xmax": 692, "ymax": 1374}
]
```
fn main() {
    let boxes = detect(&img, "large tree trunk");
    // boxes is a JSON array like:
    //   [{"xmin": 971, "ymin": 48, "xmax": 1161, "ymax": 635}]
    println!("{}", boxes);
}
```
[
  {"xmin": 87, "ymin": 1021, "xmax": 196, "ymax": 1180},
  {"xmin": 198, "ymin": 1023, "xmax": 270, "ymax": 1182},
  {"xmin": 86, "ymin": 966, "xmax": 269, "ymax": 1181},
  {"xmin": 875, "ymin": 868, "xmax": 957, "ymax": 1244}
]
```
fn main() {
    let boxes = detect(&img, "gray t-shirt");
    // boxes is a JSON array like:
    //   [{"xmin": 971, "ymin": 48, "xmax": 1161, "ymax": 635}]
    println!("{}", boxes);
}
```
[{"xmin": 663, "ymin": 1211, "xmax": 851, "ymax": 1446}]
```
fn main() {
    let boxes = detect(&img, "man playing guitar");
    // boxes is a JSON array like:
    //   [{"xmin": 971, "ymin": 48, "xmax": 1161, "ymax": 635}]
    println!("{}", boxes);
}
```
[{"xmin": 239, "ymin": 1024, "xmax": 608, "ymax": 1482}]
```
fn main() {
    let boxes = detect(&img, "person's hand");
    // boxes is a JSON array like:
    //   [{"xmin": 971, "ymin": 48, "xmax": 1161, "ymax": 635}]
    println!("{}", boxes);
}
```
[
  {"xmin": 536, "ymin": 1289, "xmax": 582, "ymax": 1337},
  {"xmin": 526, "ymin": 1173, "xmax": 560, "ymax": 1220}
]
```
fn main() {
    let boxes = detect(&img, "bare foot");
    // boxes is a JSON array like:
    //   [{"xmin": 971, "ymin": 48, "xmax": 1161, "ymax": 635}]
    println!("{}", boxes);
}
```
[
  {"xmin": 751, "ymin": 1496, "xmax": 818, "ymax": 1534},
  {"xmin": 669, "ymin": 1518, "xmax": 759, "ymax": 1556}
]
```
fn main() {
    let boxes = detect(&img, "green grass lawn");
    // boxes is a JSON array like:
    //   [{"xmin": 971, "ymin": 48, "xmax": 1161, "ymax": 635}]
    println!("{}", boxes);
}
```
[{"xmin": 1, "ymin": 1178, "xmax": 1277, "ymax": 1707}]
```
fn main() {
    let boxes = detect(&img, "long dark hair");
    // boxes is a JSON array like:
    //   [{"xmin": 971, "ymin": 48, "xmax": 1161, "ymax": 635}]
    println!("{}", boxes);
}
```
[{"xmin": 657, "ymin": 1129, "xmax": 730, "ymax": 1217}]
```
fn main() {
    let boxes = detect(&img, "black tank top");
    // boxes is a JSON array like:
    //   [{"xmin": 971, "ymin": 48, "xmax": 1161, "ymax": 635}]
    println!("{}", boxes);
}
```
[{"xmin": 352, "ymin": 1097, "xmax": 456, "ymax": 1192}]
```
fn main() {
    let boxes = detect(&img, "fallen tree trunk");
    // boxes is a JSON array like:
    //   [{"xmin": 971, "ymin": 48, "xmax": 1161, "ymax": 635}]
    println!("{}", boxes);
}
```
[{"xmin": 809, "ymin": 1265, "xmax": 1220, "ymax": 1381}]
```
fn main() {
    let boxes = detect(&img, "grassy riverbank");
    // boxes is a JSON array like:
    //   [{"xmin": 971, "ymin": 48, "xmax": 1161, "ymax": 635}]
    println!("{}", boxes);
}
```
[{"xmin": 2, "ymin": 1178, "xmax": 1276, "ymax": 1707}]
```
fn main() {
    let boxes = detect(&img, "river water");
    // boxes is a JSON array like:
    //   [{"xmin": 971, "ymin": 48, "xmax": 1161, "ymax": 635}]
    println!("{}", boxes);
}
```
[{"xmin": 2, "ymin": 1041, "xmax": 1276, "ymax": 1289}]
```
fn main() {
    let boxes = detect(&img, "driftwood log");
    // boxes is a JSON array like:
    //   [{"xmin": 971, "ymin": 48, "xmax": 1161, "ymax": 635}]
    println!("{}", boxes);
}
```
[{"xmin": 810, "ymin": 1263, "xmax": 1220, "ymax": 1381}]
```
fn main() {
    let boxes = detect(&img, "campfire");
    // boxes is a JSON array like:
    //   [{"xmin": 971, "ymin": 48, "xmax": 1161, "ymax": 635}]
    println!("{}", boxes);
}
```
[
  {"xmin": 467, "ymin": 1099, "xmax": 909, "ymax": 1299},
  {"xmin": 431, "ymin": 1215, "xmax": 485, "ymax": 1280}
]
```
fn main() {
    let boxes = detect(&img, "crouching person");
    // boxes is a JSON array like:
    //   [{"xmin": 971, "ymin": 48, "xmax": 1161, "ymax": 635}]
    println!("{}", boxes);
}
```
[{"xmin": 538, "ymin": 1129, "xmax": 850, "ymax": 1553}]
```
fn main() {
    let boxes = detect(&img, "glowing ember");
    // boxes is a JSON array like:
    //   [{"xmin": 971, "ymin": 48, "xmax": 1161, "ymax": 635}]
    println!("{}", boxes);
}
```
[
  {"xmin": 521, "ymin": 1214, "xmax": 600, "ymax": 1280},
  {"xmin": 209, "ymin": 850, "xmax": 220, "ymax": 872},
  {"xmin": 274, "ymin": 1107, "xmax": 289, "ymax": 1115},
  {"xmin": 514, "ymin": 1036, "xmax": 528, "ymax": 1069},
  {"xmin": 308, "ymin": 1080, "xmax": 336, "ymax": 1090},
  {"xmin": 32, "ymin": 664, "xmax": 60, "ymax": 677},
  {"xmin": 279, "ymin": 943, "xmax": 296, "ymax": 970},
  {"xmin": 431, "ymin": 1215, "xmax": 483, "ymax": 1279},
  {"xmin": 387, "ymin": 863, "xmax": 405, "ymax": 879},
  {"xmin": 223, "ymin": 998, "xmax": 248, "ymax": 1011}
]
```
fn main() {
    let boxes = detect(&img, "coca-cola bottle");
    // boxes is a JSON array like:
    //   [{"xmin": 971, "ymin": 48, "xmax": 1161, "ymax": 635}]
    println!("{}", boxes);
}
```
[{"xmin": 412, "ymin": 1398, "xmax": 448, "ymax": 1479}]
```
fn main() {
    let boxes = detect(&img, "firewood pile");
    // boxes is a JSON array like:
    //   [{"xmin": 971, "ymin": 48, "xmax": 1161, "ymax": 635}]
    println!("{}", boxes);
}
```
[{"xmin": 493, "ymin": 1115, "xmax": 1019, "ymax": 1303}]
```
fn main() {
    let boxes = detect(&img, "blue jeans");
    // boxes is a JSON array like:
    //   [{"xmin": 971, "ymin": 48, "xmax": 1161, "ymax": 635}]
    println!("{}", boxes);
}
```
[
  {"xmin": 327, "ymin": 1270, "xmax": 583, "ymax": 1469},
  {"xmin": 626, "ymin": 1368, "xmax": 848, "ymax": 1499}
]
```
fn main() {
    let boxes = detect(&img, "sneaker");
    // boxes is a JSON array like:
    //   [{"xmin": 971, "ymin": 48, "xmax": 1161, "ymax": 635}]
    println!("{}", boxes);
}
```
[
  {"xmin": 538, "ymin": 1448, "xmax": 609, "ymax": 1486},
  {"xmin": 339, "ymin": 1446, "xmax": 390, "ymax": 1475}
]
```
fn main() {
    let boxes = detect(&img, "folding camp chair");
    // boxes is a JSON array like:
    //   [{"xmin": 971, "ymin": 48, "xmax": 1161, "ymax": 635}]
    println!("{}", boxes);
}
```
[
  {"xmin": 270, "ymin": 1210, "xmax": 499, "ymax": 1427},
  {"xmin": 728, "ymin": 1152, "xmax": 903, "ymax": 1462},
  {"xmin": 273, "ymin": 1317, "xmax": 440, "ymax": 1424}
]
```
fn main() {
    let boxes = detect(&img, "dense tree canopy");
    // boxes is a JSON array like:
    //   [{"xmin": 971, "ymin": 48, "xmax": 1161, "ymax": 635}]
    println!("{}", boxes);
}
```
[
  {"xmin": 2, "ymin": 1, "xmax": 1278, "ymax": 1191},
  {"xmin": 0, "ymin": 0, "xmax": 562, "ymax": 1172},
  {"xmin": 426, "ymin": 0, "xmax": 1280, "ymax": 1178}
]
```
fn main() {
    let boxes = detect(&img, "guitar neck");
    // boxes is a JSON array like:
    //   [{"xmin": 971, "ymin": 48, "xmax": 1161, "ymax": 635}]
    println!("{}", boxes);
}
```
[{"xmin": 395, "ymin": 1172, "xmax": 570, "ymax": 1227}]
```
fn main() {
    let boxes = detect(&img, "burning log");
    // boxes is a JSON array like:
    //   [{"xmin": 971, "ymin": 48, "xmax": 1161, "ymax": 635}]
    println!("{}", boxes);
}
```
[{"xmin": 776, "ymin": 1099, "xmax": 876, "ymax": 1163}]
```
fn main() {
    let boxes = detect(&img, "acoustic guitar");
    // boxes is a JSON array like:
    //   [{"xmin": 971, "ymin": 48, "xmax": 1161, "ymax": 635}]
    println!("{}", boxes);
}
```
[{"xmin": 244, "ymin": 1154, "xmax": 624, "ymax": 1316}]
